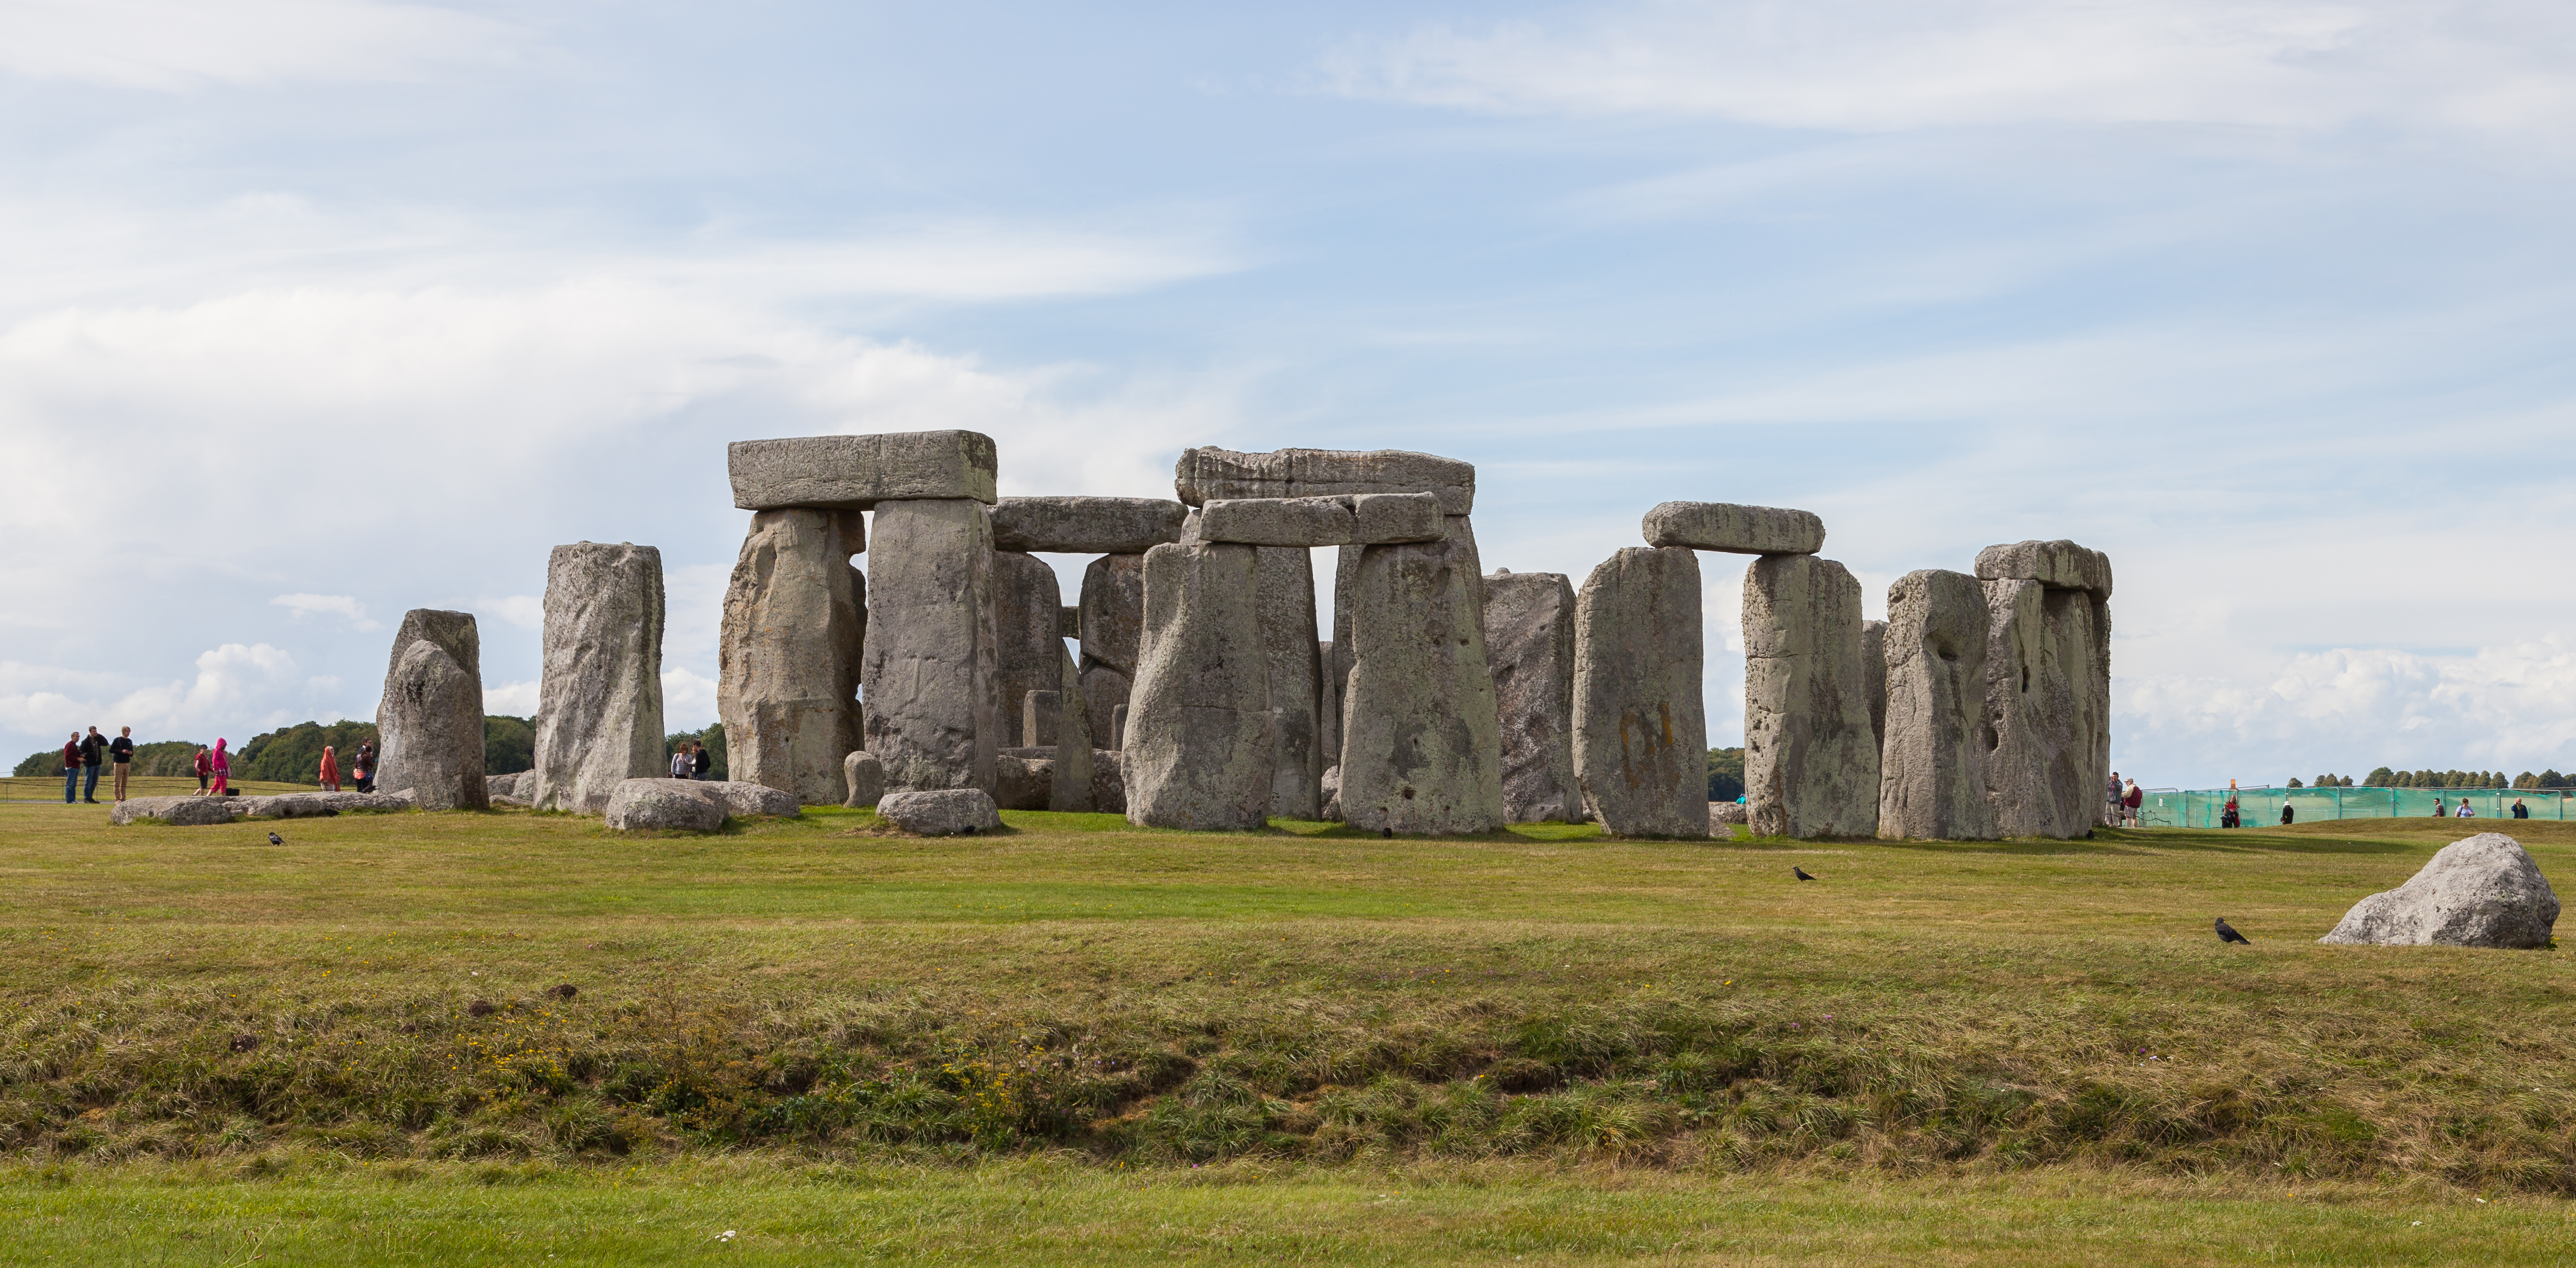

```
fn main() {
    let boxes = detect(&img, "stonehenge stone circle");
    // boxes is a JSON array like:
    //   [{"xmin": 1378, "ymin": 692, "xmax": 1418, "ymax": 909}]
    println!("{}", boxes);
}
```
[
  {"xmin": 1979, "ymin": 563, "xmax": 2111, "ymax": 838},
  {"xmin": 991, "ymin": 496, "xmax": 1187, "ymax": 555},
  {"xmin": 1484, "ymin": 570, "xmax": 1582, "ymax": 823},
  {"xmin": 1257, "ymin": 544, "xmax": 1323, "ymax": 819},
  {"xmin": 995, "ymin": 751, "xmax": 1050, "ymax": 811},
  {"xmin": 1176, "ymin": 447, "xmax": 1475, "ymax": 515},
  {"xmin": 843, "ymin": 750, "xmax": 885, "ymax": 808},
  {"xmin": 1196, "ymin": 492, "xmax": 1443, "ymax": 547},
  {"xmin": 1641, "ymin": 502, "xmax": 1826, "ymax": 556},
  {"xmin": 1022, "ymin": 689, "xmax": 1062, "ymax": 747},
  {"xmin": 532, "ymin": 542, "xmax": 666, "ymax": 814},
  {"xmin": 862, "ymin": 498, "xmax": 1003, "ymax": 794},
  {"xmin": 1743, "ymin": 556, "xmax": 1879, "ymax": 839},
  {"xmin": 728, "ymin": 431, "xmax": 997, "ymax": 511},
  {"xmin": 720, "ymin": 508, "xmax": 865, "ymax": 806},
  {"xmin": 111, "ymin": 795, "xmax": 246, "ymax": 827},
  {"xmin": 2319, "ymin": 833, "xmax": 2560, "ymax": 949},
  {"xmin": 992, "ymin": 550, "xmax": 1066, "ymax": 751},
  {"xmin": 1571, "ymin": 548, "xmax": 1705, "ymax": 836},
  {"xmin": 1077, "ymin": 552, "xmax": 1146, "ymax": 751},
  {"xmin": 603, "ymin": 778, "xmax": 727, "ymax": 832},
  {"xmin": 1123, "ymin": 541, "xmax": 1276, "ymax": 830},
  {"xmin": 878, "ymin": 788, "xmax": 1003, "ymax": 835},
  {"xmin": 1976, "ymin": 539, "xmax": 2113, "ymax": 597},
  {"xmin": 1877, "ymin": 569, "xmax": 1997, "ymax": 841},
  {"xmin": 1338, "ymin": 530, "xmax": 1505, "ymax": 834},
  {"xmin": 1049, "ymin": 644, "xmax": 1095, "ymax": 811},
  {"xmin": 376, "ymin": 609, "xmax": 488, "ymax": 812},
  {"xmin": 1089, "ymin": 749, "xmax": 1127, "ymax": 814},
  {"xmin": 1861, "ymin": 619, "xmax": 1887, "ymax": 754}
]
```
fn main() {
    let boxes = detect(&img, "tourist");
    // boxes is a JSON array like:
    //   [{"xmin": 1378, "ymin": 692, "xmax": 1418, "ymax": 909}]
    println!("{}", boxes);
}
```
[
  {"xmin": 108, "ymin": 726, "xmax": 134, "ymax": 802},
  {"xmin": 2280, "ymin": 800, "xmax": 2295, "ymax": 826},
  {"xmin": 2106, "ymin": 772, "xmax": 2123, "ymax": 826},
  {"xmin": 670, "ymin": 747, "xmax": 692, "ymax": 778},
  {"xmin": 692, "ymin": 741, "xmax": 712, "ymax": 780},
  {"xmin": 192, "ymin": 746, "xmax": 212, "ymax": 794},
  {"xmin": 60, "ymin": 733, "xmax": 80, "ymax": 804},
  {"xmin": 209, "ymin": 738, "xmax": 230, "ymax": 797},
  {"xmin": 78, "ymin": 726, "xmax": 107, "ymax": 803},
  {"xmin": 2221, "ymin": 795, "xmax": 2240, "ymax": 829},
  {"xmin": 2455, "ymin": 799, "xmax": 2474, "ymax": 819},
  {"xmin": 318, "ymin": 744, "xmax": 340, "ymax": 792},
  {"xmin": 2432, "ymin": 796, "xmax": 2446, "ymax": 818},
  {"xmin": 352, "ymin": 741, "xmax": 376, "ymax": 793},
  {"xmin": 2512, "ymin": 798, "xmax": 2530, "ymax": 819},
  {"xmin": 2122, "ymin": 779, "xmax": 2144, "ymax": 828}
]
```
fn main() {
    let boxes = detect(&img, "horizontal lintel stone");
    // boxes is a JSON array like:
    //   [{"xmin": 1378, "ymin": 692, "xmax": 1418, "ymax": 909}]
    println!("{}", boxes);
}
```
[
  {"xmin": 1641, "ymin": 501, "xmax": 1825, "ymax": 555},
  {"xmin": 990, "ymin": 496, "xmax": 1188, "ymax": 554},
  {"xmin": 729, "ymin": 431, "xmax": 997, "ymax": 511},
  {"xmin": 1197, "ymin": 492, "xmax": 1443, "ymax": 547},
  {"xmin": 1176, "ymin": 447, "xmax": 1475, "ymax": 515},
  {"xmin": 1974, "ymin": 539, "xmax": 2112, "ymax": 597}
]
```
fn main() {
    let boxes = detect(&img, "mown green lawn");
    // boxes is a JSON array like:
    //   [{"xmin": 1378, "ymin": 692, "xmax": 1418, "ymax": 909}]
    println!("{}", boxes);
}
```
[{"xmin": 0, "ymin": 800, "xmax": 2569, "ymax": 1263}]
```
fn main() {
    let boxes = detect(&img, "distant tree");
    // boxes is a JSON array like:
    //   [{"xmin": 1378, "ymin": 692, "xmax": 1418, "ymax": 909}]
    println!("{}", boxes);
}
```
[
  {"xmin": 2544, "ymin": 769, "xmax": 2568, "ymax": 788},
  {"xmin": 11, "ymin": 746, "xmax": 69, "ymax": 777},
  {"xmin": 2363, "ymin": 767, "xmax": 2394, "ymax": 787},
  {"xmin": 484, "ymin": 716, "xmax": 535, "ymax": 775},
  {"xmin": 236, "ymin": 721, "xmax": 382, "ymax": 784},
  {"xmin": 1705, "ymin": 747, "xmax": 1745, "ymax": 801},
  {"xmin": 666, "ymin": 723, "xmax": 729, "ymax": 781},
  {"xmin": 2287, "ymin": 778, "xmax": 2304, "ymax": 789}
]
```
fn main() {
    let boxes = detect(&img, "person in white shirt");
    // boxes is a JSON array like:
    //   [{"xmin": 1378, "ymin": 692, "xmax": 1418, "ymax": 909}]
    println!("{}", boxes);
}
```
[{"xmin": 2455, "ymin": 800, "xmax": 2474, "ymax": 818}]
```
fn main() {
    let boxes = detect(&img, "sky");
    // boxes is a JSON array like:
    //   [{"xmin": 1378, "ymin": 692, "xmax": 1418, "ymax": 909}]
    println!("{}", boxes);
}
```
[{"xmin": 3, "ymin": 0, "xmax": 2573, "ymax": 789}]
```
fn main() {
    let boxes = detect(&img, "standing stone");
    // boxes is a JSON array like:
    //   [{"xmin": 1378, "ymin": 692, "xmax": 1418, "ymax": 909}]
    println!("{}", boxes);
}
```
[
  {"xmin": 1570, "ymin": 549, "xmax": 1703, "ymax": 836},
  {"xmin": 1977, "ymin": 541, "xmax": 2113, "ymax": 836},
  {"xmin": 1486, "ymin": 570, "xmax": 1582, "ymax": 823},
  {"xmin": 1258, "ymin": 545, "xmax": 1323, "ymax": 819},
  {"xmin": 843, "ymin": 751, "xmax": 885, "ymax": 808},
  {"xmin": 1077, "ymin": 553, "xmax": 1146, "ymax": 754},
  {"xmin": 1022, "ymin": 690, "xmax": 1061, "ymax": 747},
  {"xmin": 1876, "ymin": 570, "xmax": 1996, "ymax": 841},
  {"xmin": 1861, "ymin": 619, "xmax": 1887, "ymax": 754},
  {"xmin": 1317, "ymin": 638, "xmax": 1340, "ymax": 782},
  {"xmin": 1124, "ymin": 542, "xmax": 1273, "ymax": 830},
  {"xmin": 376, "ymin": 609, "xmax": 487, "ymax": 811},
  {"xmin": 1050, "ymin": 645, "xmax": 1095, "ymax": 811},
  {"xmin": 1330, "ymin": 545, "xmax": 1361, "ymax": 726},
  {"xmin": 1743, "ymin": 556, "xmax": 1879, "ymax": 839},
  {"xmin": 992, "ymin": 550, "xmax": 1065, "ymax": 751},
  {"xmin": 862, "ymin": 499, "xmax": 1002, "ymax": 794},
  {"xmin": 1339, "ymin": 532, "xmax": 1505, "ymax": 834},
  {"xmin": 720, "ymin": 508, "xmax": 865, "ymax": 805},
  {"xmin": 532, "ymin": 543, "xmax": 666, "ymax": 814}
]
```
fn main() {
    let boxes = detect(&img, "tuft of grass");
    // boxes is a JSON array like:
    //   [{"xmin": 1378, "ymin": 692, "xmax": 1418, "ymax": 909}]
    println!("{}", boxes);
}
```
[{"xmin": 0, "ymin": 804, "xmax": 2570, "ymax": 1194}]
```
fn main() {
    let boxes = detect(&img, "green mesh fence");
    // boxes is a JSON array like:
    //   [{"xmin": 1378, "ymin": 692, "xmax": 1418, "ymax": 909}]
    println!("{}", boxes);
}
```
[{"xmin": 2137, "ymin": 786, "xmax": 2573, "ymax": 828}]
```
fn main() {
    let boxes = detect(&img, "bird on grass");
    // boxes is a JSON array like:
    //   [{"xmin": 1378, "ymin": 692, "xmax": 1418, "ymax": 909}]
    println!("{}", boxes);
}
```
[
  {"xmin": 1793, "ymin": 866, "xmax": 1816, "ymax": 881},
  {"xmin": 267, "ymin": 832, "xmax": 283, "ymax": 845},
  {"xmin": 2215, "ymin": 918, "xmax": 2251, "ymax": 945},
  {"xmin": 1381, "ymin": 826, "xmax": 1392, "ymax": 839}
]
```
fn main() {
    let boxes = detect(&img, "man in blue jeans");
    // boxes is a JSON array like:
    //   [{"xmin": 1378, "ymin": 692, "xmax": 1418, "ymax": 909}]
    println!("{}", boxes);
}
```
[
  {"xmin": 78, "ymin": 727, "xmax": 108, "ymax": 803},
  {"xmin": 60, "ymin": 733, "xmax": 81, "ymax": 803}
]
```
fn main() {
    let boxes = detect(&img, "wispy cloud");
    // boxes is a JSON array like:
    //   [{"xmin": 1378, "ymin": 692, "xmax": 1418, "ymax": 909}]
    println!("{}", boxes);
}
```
[
  {"xmin": 0, "ymin": 0, "xmax": 533, "ymax": 91},
  {"xmin": 271, "ymin": 593, "xmax": 379, "ymax": 630}
]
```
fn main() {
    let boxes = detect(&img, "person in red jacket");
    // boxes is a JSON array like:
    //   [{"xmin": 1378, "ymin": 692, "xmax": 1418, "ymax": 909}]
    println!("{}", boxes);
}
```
[
  {"xmin": 192, "ymin": 747, "xmax": 213, "ymax": 794},
  {"xmin": 60, "ymin": 733, "xmax": 80, "ymax": 804}
]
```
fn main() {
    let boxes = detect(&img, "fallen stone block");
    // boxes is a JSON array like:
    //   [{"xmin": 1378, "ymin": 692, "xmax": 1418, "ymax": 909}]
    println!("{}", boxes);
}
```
[
  {"xmin": 991, "ymin": 496, "xmax": 1188, "ymax": 554},
  {"xmin": 728, "ymin": 431, "xmax": 997, "ymax": 511},
  {"xmin": 603, "ymin": 778, "xmax": 727, "ymax": 832},
  {"xmin": 686, "ymin": 780, "xmax": 800, "ymax": 818},
  {"xmin": 878, "ymin": 788, "xmax": 1003, "ymax": 835},
  {"xmin": 111, "ymin": 796, "xmax": 241, "ymax": 826},
  {"xmin": 1642, "ymin": 502, "xmax": 1825, "ymax": 555},
  {"xmin": 2320, "ymin": 833, "xmax": 2560, "ymax": 949}
]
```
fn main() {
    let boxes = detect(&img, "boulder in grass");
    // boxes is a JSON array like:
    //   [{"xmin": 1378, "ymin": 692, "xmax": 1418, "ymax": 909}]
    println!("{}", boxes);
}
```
[
  {"xmin": 603, "ymin": 778, "xmax": 727, "ymax": 832},
  {"xmin": 2320, "ymin": 833, "xmax": 2560, "ymax": 949},
  {"xmin": 877, "ymin": 788, "xmax": 1002, "ymax": 836},
  {"xmin": 1709, "ymin": 801, "xmax": 1747, "ymax": 829},
  {"xmin": 111, "ymin": 796, "xmax": 239, "ymax": 827},
  {"xmin": 686, "ymin": 780, "xmax": 800, "ymax": 818},
  {"xmin": 843, "ymin": 751, "xmax": 886, "ymax": 808}
]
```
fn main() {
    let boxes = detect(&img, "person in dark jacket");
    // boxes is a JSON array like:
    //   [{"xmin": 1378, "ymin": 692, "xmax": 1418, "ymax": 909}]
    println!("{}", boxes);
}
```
[
  {"xmin": 61, "ymin": 734, "xmax": 81, "ymax": 804},
  {"xmin": 692, "ymin": 742, "xmax": 712, "ymax": 780},
  {"xmin": 2512, "ymin": 799, "xmax": 2530, "ymax": 819},
  {"xmin": 2279, "ymin": 801, "xmax": 2295, "ymax": 825},
  {"xmin": 78, "ymin": 727, "xmax": 107, "ymax": 803},
  {"xmin": 108, "ymin": 727, "xmax": 135, "ymax": 802}
]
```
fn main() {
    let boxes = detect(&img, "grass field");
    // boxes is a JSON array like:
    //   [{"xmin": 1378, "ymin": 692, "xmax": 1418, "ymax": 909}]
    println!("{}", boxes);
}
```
[
  {"xmin": 0, "ymin": 775, "xmax": 316, "ymax": 802},
  {"xmin": 0, "ymin": 800, "xmax": 2568, "ymax": 1263}
]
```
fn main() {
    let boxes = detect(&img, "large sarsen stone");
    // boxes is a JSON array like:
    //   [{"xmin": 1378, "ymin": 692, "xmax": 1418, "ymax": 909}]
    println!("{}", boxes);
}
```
[
  {"xmin": 1123, "ymin": 542, "xmax": 1275, "ymax": 830},
  {"xmin": 1876, "ymin": 569, "xmax": 1996, "ymax": 841},
  {"xmin": 1257, "ymin": 544, "xmax": 1322, "ymax": 819},
  {"xmin": 1975, "ymin": 539, "xmax": 2113, "ymax": 598},
  {"xmin": 1078, "ymin": 553, "xmax": 1146, "ymax": 749},
  {"xmin": 1176, "ymin": 447, "xmax": 1476, "ymax": 515},
  {"xmin": 720, "ymin": 509, "xmax": 865, "ymax": 805},
  {"xmin": 1571, "ymin": 548, "xmax": 1704, "ymax": 836},
  {"xmin": 862, "ymin": 499, "xmax": 1003, "ymax": 794},
  {"xmin": 1641, "ymin": 502, "xmax": 1825, "ymax": 555},
  {"xmin": 2320, "ymin": 833, "xmax": 2559, "ymax": 949},
  {"xmin": 1338, "ymin": 531, "xmax": 1505, "ymax": 834},
  {"xmin": 991, "ymin": 496, "xmax": 1188, "ymax": 555},
  {"xmin": 728, "ymin": 431, "xmax": 997, "ymax": 510},
  {"xmin": 1485, "ymin": 570, "xmax": 1582, "ymax": 823},
  {"xmin": 1743, "ymin": 556, "xmax": 1878, "ymax": 839},
  {"xmin": 376, "ymin": 609, "xmax": 488, "ymax": 812},
  {"xmin": 532, "ymin": 542, "xmax": 667, "ymax": 813}
]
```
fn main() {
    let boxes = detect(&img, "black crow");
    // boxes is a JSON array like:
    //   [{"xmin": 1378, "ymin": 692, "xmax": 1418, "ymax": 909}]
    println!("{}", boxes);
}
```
[
  {"xmin": 1793, "ymin": 866, "xmax": 1816, "ymax": 881},
  {"xmin": 267, "ymin": 832, "xmax": 283, "ymax": 845},
  {"xmin": 2215, "ymin": 918, "xmax": 2250, "ymax": 945},
  {"xmin": 1381, "ymin": 826, "xmax": 1392, "ymax": 838}
]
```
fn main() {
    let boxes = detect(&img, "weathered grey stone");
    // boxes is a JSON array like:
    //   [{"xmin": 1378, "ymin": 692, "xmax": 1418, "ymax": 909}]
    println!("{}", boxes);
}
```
[
  {"xmin": 843, "ymin": 751, "xmax": 885, "ymax": 808},
  {"xmin": 995, "ymin": 751, "xmax": 1052, "ymax": 811},
  {"xmin": 532, "ymin": 542, "xmax": 666, "ymax": 814},
  {"xmin": 1876, "ymin": 570, "xmax": 1997, "ymax": 841},
  {"xmin": 233, "ymin": 790, "xmax": 416, "ymax": 818},
  {"xmin": 728, "ymin": 431, "xmax": 996, "ymax": 511},
  {"xmin": 862, "ymin": 499, "xmax": 1002, "ymax": 794},
  {"xmin": 603, "ymin": 778, "xmax": 726, "ymax": 832},
  {"xmin": 1258, "ymin": 545, "xmax": 1323, "ymax": 819},
  {"xmin": 1022, "ymin": 690, "xmax": 1062, "ymax": 747},
  {"xmin": 720, "ymin": 509, "xmax": 865, "ymax": 806},
  {"xmin": 686, "ymin": 780, "xmax": 800, "ymax": 818},
  {"xmin": 377, "ymin": 610, "xmax": 488, "ymax": 812},
  {"xmin": 1709, "ymin": 801, "xmax": 1747, "ymax": 828},
  {"xmin": 1861, "ymin": 620, "xmax": 1888, "ymax": 754},
  {"xmin": 1051, "ymin": 645, "xmax": 1094, "ymax": 812},
  {"xmin": 1570, "ymin": 548, "xmax": 1704, "ymax": 836},
  {"xmin": 1319, "ymin": 764, "xmax": 1342, "ymax": 821},
  {"xmin": 1975, "ymin": 539, "xmax": 2113, "ymax": 598},
  {"xmin": 1330, "ymin": 547, "xmax": 1360, "ymax": 730},
  {"xmin": 488, "ymin": 771, "xmax": 529, "ymax": 800},
  {"xmin": 991, "ymin": 496, "xmax": 1188, "ymax": 554},
  {"xmin": 1339, "ymin": 532, "xmax": 1505, "ymax": 834},
  {"xmin": 1061, "ymin": 605, "xmax": 1081, "ymax": 638},
  {"xmin": 1979, "ymin": 579, "xmax": 2107, "ymax": 839},
  {"xmin": 1486, "ymin": 570, "xmax": 1582, "ymax": 823},
  {"xmin": 1196, "ymin": 493, "xmax": 1444, "ymax": 547},
  {"xmin": 1089, "ymin": 749, "xmax": 1126, "ymax": 814},
  {"xmin": 1642, "ymin": 502, "xmax": 1825, "ymax": 555},
  {"xmin": 992, "ymin": 550, "xmax": 1064, "ymax": 755},
  {"xmin": 1124, "ymin": 542, "xmax": 1275, "ymax": 830},
  {"xmin": 1317, "ymin": 639, "xmax": 1341, "ymax": 782},
  {"xmin": 1176, "ymin": 447, "xmax": 1476, "ymax": 515},
  {"xmin": 111, "ymin": 795, "xmax": 242, "ymax": 826},
  {"xmin": 1744, "ymin": 556, "xmax": 1879, "ymax": 839},
  {"xmin": 2320, "ymin": 833, "xmax": 2560, "ymax": 949},
  {"xmin": 1078, "ymin": 553, "xmax": 1146, "ymax": 745},
  {"xmin": 877, "ymin": 788, "xmax": 1002, "ymax": 835},
  {"xmin": 1109, "ymin": 701, "xmax": 1128, "ymax": 748}
]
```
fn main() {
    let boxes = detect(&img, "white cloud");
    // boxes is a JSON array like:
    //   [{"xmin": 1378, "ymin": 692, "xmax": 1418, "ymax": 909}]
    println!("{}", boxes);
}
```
[
  {"xmin": 0, "ymin": 0, "xmax": 530, "ymax": 91},
  {"xmin": 1323, "ymin": 1, "xmax": 2576, "ymax": 139},
  {"xmin": 482, "ymin": 679, "xmax": 539, "ymax": 716},
  {"xmin": 0, "ymin": 643, "xmax": 349, "ymax": 746},
  {"xmin": 662, "ymin": 666, "xmax": 719, "ymax": 733},
  {"xmin": 473, "ymin": 595, "xmax": 544, "ymax": 631},
  {"xmin": 271, "ymin": 593, "xmax": 379, "ymax": 630}
]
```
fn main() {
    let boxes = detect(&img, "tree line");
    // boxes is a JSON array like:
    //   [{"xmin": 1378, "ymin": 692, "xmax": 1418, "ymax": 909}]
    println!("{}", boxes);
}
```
[
  {"xmin": 11, "ymin": 717, "xmax": 540, "ymax": 782},
  {"xmin": 2287, "ymin": 768, "xmax": 2570, "ymax": 790}
]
